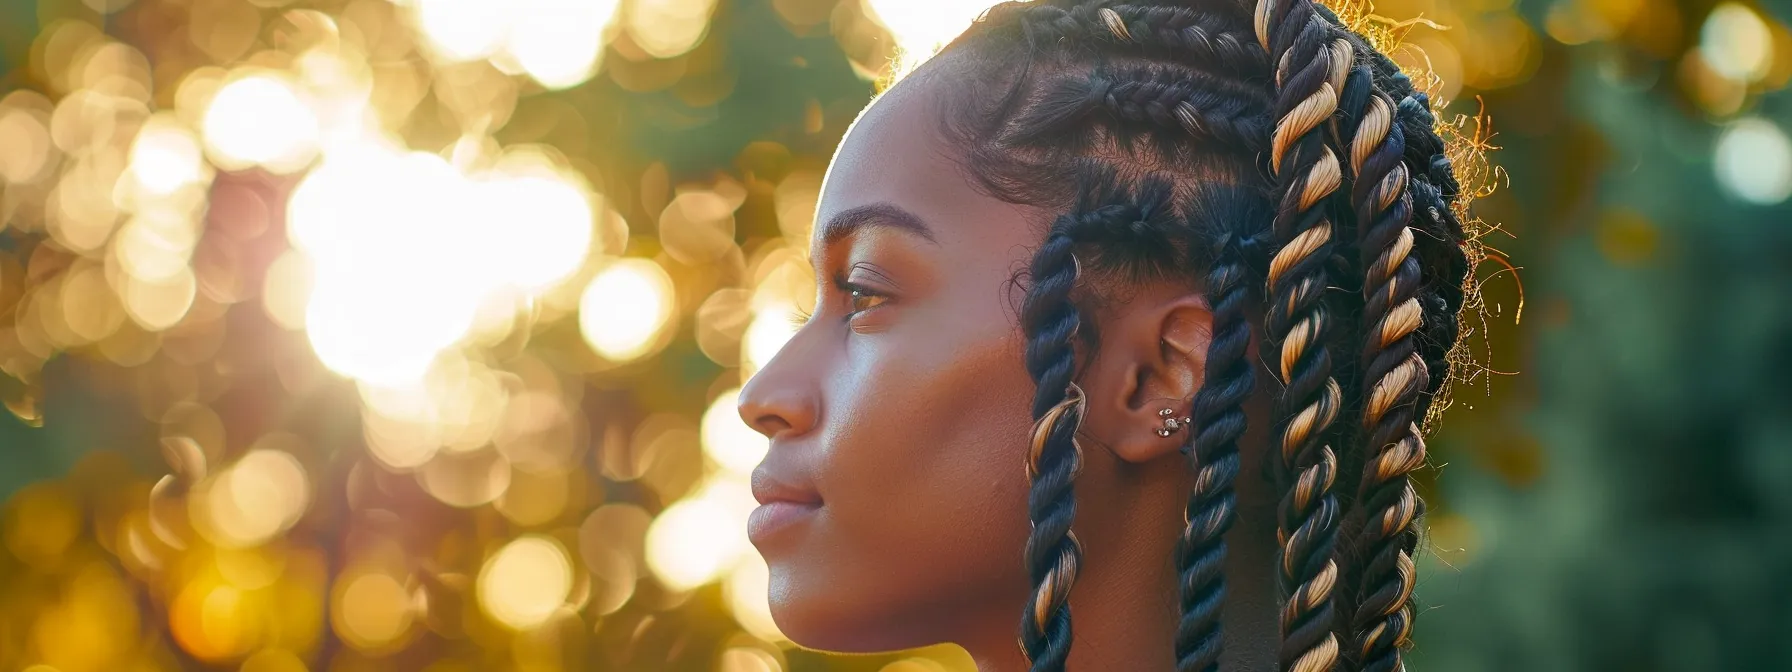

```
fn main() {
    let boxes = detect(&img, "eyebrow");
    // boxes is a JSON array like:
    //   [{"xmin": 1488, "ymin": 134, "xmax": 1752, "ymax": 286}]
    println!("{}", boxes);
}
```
[{"xmin": 816, "ymin": 203, "xmax": 938, "ymax": 247}]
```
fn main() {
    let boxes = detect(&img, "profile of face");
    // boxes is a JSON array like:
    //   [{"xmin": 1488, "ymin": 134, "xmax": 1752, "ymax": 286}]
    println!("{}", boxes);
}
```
[
  {"xmin": 736, "ymin": 1, "xmax": 1474, "ymax": 668},
  {"xmin": 735, "ymin": 54, "xmax": 1220, "ymax": 660}
]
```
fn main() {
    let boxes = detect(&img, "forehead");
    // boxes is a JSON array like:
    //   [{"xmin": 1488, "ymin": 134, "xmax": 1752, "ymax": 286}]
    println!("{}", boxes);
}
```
[{"xmin": 812, "ymin": 69, "xmax": 1035, "ymax": 255}]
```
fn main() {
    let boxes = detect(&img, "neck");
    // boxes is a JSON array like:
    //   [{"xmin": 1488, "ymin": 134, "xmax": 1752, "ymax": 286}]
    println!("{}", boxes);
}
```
[
  {"xmin": 958, "ymin": 466, "xmax": 1282, "ymax": 671},
  {"xmin": 960, "ymin": 390, "xmax": 1284, "ymax": 671}
]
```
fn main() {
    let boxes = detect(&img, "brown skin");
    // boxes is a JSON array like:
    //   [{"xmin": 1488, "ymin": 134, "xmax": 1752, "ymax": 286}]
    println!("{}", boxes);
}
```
[{"xmin": 739, "ymin": 55, "xmax": 1283, "ymax": 671}]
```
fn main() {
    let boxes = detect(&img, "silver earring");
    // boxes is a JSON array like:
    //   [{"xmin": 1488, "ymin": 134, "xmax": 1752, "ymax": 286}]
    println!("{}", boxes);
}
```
[{"xmin": 1156, "ymin": 408, "xmax": 1191, "ymax": 437}]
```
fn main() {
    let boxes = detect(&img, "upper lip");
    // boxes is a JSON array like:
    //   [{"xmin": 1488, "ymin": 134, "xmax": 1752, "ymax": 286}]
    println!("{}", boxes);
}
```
[{"xmin": 750, "ymin": 462, "xmax": 822, "ymax": 507}]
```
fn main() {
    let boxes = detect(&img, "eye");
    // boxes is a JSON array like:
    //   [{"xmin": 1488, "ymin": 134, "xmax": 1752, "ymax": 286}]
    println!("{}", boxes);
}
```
[{"xmin": 843, "ymin": 282, "xmax": 889, "ymax": 317}]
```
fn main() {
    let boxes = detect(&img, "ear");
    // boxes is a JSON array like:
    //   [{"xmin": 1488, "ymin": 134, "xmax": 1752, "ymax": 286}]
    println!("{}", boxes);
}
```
[{"xmin": 1078, "ymin": 288, "xmax": 1213, "ymax": 464}]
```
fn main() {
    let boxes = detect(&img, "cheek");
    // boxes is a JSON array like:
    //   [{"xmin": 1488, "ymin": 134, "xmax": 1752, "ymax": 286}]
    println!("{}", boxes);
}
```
[{"xmin": 778, "ymin": 305, "xmax": 1039, "ymax": 647}]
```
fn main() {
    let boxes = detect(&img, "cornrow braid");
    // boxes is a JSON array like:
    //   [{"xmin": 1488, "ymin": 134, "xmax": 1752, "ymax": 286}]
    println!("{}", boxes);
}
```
[
  {"xmin": 1022, "ymin": 3, "xmax": 1269, "ymax": 77},
  {"xmin": 1017, "ymin": 173, "xmax": 1185, "ymax": 671},
  {"xmin": 1254, "ymin": 0, "xmax": 1353, "ymax": 670},
  {"xmin": 1334, "ymin": 62, "xmax": 1428, "ymax": 672},
  {"xmin": 1174, "ymin": 187, "xmax": 1272, "ymax": 672},
  {"xmin": 1015, "ymin": 63, "xmax": 1273, "ymax": 152}
]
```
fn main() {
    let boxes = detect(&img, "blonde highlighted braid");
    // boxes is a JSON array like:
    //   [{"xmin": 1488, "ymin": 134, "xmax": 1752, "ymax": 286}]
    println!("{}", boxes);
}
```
[{"xmin": 1253, "ymin": 0, "xmax": 1358, "ymax": 669}]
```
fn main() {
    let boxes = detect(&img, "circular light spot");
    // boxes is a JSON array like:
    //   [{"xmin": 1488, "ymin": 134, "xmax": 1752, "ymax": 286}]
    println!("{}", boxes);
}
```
[
  {"xmin": 579, "ymin": 258, "xmax": 675, "ymax": 362},
  {"xmin": 477, "ymin": 535, "xmax": 573, "ymax": 630},
  {"xmin": 507, "ymin": 0, "xmax": 622, "ymax": 88},
  {"xmin": 331, "ymin": 572, "xmax": 414, "ymax": 651},
  {"xmin": 201, "ymin": 72, "xmax": 318, "ymax": 172},
  {"xmin": 1714, "ymin": 117, "xmax": 1792, "ymax": 205},
  {"xmin": 1700, "ymin": 3, "xmax": 1773, "ymax": 82},
  {"xmin": 416, "ymin": 0, "xmax": 508, "ymax": 60},
  {"xmin": 129, "ymin": 114, "xmax": 205, "ymax": 195}
]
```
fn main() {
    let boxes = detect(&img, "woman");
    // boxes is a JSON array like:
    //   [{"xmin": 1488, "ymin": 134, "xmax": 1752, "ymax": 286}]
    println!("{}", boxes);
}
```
[{"xmin": 737, "ymin": 0, "xmax": 1474, "ymax": 669}]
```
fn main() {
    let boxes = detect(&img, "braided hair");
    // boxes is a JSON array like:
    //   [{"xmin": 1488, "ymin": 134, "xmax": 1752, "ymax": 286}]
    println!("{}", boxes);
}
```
[{"xmin": 926, "ymin": 1, "xmax": 1475, "ymax": 669}]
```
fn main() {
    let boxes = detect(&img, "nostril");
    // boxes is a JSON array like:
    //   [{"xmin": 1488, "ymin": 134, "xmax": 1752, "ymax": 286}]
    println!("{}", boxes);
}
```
[{"xmin": 749, "ymin": 413, "xmax": 793, "ymax": 439}]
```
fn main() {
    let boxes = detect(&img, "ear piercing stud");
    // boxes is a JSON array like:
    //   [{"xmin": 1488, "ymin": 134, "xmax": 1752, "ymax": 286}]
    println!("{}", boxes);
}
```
[{"xmin": 1156, "ymin": 408, "xmax": 1191, "ymax": 437}]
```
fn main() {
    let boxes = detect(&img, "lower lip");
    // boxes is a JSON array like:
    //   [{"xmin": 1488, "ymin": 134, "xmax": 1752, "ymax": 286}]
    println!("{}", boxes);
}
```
[{"xmin": 747, "ymin": 501, "xmax": 820, "ymax": 541}]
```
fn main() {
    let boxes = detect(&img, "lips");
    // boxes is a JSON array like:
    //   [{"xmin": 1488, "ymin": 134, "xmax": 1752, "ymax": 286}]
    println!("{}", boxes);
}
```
[{"xmin": 748, "ymin": 464, "xmax": 822, "ymax": 542}]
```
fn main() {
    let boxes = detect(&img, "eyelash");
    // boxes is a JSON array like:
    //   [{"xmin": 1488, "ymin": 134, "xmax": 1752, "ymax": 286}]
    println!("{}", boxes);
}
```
[{"xmin": 787, "ymin": 275, "xmax": 889, "ymax": 327}]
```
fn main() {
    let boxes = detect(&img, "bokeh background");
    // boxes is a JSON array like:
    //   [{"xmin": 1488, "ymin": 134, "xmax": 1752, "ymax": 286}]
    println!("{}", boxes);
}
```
[{"xmin": 0, "ymin": 0, "xmax": 1787, "ymax": 669}]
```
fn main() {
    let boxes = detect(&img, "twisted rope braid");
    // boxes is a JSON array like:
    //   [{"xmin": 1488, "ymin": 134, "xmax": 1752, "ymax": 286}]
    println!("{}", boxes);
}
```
[
  {"xmin": 1340, "ymin": 46, "xmax": 1473, "ymax": 417},
  {"xmin": 1340, "ymin": 76, "xmax": 1429, "ymax": 672},
  {"xmin": 1018, "ymin": 221, "xmax": 1088, "ymax": 672},
  {"xmin": 1016, "ymin": 64, "xmax": 1273, "ymax": 152},
  {"xmin": 1254, "ymin": 1, "xmax": 1352, "ymax": 670},
  {"xmin": 1016, "ymin": 175, "xmax": 1188, "ymax": 671},
  {"xmin": 1173, "ymin": 216, "xmax": 1263, "ymax": 672}
]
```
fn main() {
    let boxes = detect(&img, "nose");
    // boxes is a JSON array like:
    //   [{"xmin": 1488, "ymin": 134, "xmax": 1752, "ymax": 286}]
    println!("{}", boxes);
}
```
[{"xmin": 737, "ymin": 354, "xmax": 819, "ymax": 441}]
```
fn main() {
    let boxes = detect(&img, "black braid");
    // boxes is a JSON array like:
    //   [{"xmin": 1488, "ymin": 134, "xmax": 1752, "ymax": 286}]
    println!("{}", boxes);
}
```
[
  {"xmin": 1017, "ymin": 215, "xmax": 1087, "ymax": 672},
  {"xmin": 1174, "ymin": 186, "xmax": 1272, "ymax": 672},
  {"xmin": 1015, "ymin": 63, "xmax": 1273, "ymax": 152},
  {"xmin": 1017, "ymin": 173, "xmax": 1186, "ymax": 671},
  {"xmin": 1023, "ymin": 3, "xmax": 1269, "ymax": 76}
]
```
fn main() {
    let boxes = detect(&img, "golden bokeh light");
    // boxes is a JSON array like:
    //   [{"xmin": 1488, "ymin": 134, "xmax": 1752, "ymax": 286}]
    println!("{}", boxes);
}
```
[
  {"xmin": 415, "ymin": 0, "xmax": 509, "ymax": 62},
  {"xmin": 742, "ymin": 304, "xmax": 796, "ymax": 376},
  {"xmin": 578, "ymin": 258, "xmax": 675, "ymax": 362},
  {"xmin": 3, "ymin": 483, "xmax": 81, "ymax": 568},
  {"xmin": 509, "ymin": 0, "xmax": 622, "ymax": 88},
  {"xmin": 725, "ymin": 552, "xmax": 784, "ymax": 642},
  {"xmin": 294, "ymin": 147, "xmax": 481, "ymax": 385},
  {"xmin": 28, "ymin": 562, "xmax": 140, "ymax": 672},
  {"xmin": 719, "ymin": 646, "xmax": 783, "ymax": 672},
  {"xmin": 417, "ymin": 446, "xmax": 513, "ymax": 507},
  {"xmin": 127, "ymin": 113, "xmax": 208, "ymax": 196},
  {"xmin": 477, "ymin": 171, "xmax": 595, "ymax": 291},
  {"xmin": 644, "ymin": 475, "xmax": 754, "ymax": 592},
  {"xmin": 627, "ymin": 0, "xmax": 718, "ymax": 59},
  {"xmin": 331, "ymin": 570, "xmax": 415, "ymax": 652},
  {"xmin": 862, "ymin": 0, "xmax": 1001, "ymax": 73},
  {"xmin": 171, "ymin": 579, "xmax": 260, "ymax": 661},
  {"xmin": 291, "ymin": 142, "xmax": 597, "ymax": 385},
  {"xmin": 0, "ymin": 95, "xmax": 58, "ymax": 184},
  {"xmin": 659, "ymin": 189, "xmax": 740, "ymax": 264},
  {"xmin": 189, "ymin": 447, "xmax": 310, "ymax": 548},
  {"xmin": 240, "ymin": 648, "xmax": 310, "ymax": 672},
  {"xmin": 201, "ymin": 71, "xmax": 320, "ymax": 173},
  {"xmin": 579, "ymin": 503, "xmax": 651, "ymax": 615},
  {"xmin": 702, "ymin": 388, "xmax": 768, "ymax": 475},
  {"xmin": 477, "ymin": 535, "xmax": 574, "ymax": 630},
  {"xmin": 261, "ymin": 248, "xmax": 312, "ymax": 330},
  {"xmin": 495, "ymin": 467, "xmax": 572, "ymax": 526}
]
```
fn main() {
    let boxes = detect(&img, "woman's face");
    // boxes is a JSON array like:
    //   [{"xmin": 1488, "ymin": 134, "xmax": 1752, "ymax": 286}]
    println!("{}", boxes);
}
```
[{"xmin": 736, "ymin": 70, "xmax": 1044, "ymax": 652}]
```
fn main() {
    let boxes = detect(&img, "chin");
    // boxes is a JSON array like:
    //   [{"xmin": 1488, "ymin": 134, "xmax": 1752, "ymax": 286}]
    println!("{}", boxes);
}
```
[{"xmin": 763, "ymin": 560, "xmax": 935, "ymax": 654}]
